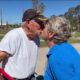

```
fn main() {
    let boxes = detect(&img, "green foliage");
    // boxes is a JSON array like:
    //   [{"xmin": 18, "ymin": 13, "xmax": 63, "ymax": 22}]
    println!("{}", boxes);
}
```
[
  {"xmin": 31, "ymin": 0, "xmax": 45, "ymax": 14},
  {"xmin": 0, "ymin": 33, "xmax": 80, "ymax": 47},
  {"xmin": 64, "ymin": 5, "xmax": 80, "ymax": 32}
]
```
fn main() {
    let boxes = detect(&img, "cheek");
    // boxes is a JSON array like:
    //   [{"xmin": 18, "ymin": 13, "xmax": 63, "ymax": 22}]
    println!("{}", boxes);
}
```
[
  {"xmin": 40, "ymin": 30, "xmax": 49, "ymax": 39},
  {"xmin": 30, "ymin": 26, "xmax": 38, "ymax": 33},
  {"xmin": 32, "ymin": 29, "xmax": 41, "ymax": 36},
  {"xmin": 43, "ymin": 29, "xmax": 49, "ymax": 36}
]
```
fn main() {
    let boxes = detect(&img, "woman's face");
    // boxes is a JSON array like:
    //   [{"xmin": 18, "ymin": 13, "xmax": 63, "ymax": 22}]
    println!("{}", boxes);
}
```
[
  {"xmin": 40, "ymin": 24, "xmax": 50, "ymax": 41},
  {"xmin": 41, "ymin": 23, "xmax": 55, "ymax": 47}
]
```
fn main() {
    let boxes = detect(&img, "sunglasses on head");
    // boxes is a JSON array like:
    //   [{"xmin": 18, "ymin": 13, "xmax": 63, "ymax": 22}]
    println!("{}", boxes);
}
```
[{"xmin": 28, "ymin": 15, "xmax": 48, "ymax": 30}]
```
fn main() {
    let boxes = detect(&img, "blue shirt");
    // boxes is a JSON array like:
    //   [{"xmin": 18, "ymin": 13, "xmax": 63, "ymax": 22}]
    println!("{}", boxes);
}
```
[{"xmin": 44, "ymin": 42, "xmax": 80, "ymax": 80}]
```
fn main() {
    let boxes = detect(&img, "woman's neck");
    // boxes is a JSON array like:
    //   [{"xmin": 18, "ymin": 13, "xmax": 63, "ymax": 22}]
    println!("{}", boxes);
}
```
[{"xmin": 46, "ymin": 40, "xmax": 55, "ymax": 48}]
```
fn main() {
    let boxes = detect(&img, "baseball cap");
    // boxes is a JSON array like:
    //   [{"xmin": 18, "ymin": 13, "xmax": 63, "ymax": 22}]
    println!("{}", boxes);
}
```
[
  {"xmin": 22, "ymin": 9, "xmax": 47, "ymax": 21},
  {"xmin": 33, "ymin": 15, "xmax": 48, "ymax": 30},
  {"xmin": 22, "ymin": 9, "xmax": 48, "ymax": 30}
]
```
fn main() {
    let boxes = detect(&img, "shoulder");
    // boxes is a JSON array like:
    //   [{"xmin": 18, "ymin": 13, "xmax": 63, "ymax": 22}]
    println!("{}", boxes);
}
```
[
  {"xmin": 6, "ymin": 28, "xmax": 21, "ymax": 36},
  {"xmin": 2, "ymin": 28, "xmax": 22, "ymax": 40},
  {"xmin": 47, "ymin": 45, "xmax": 60, "ymax": 59}
]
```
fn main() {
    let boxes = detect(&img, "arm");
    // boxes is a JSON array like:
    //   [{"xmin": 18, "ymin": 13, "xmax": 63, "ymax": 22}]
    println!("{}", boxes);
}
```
[
  {"xmin": 0, "ymin": 68, "xmax": 15, "ymax": 80},
  {"xmin": 0, "ymin": 51, "xmax": 10, "ymax": 62},
  {"xmin": 0, "ymin": 51, "xmax": 10, "ymax": 79},
  {"xmin": 0, "ymin": 30, "xmax": 17, "ymax": 60}
]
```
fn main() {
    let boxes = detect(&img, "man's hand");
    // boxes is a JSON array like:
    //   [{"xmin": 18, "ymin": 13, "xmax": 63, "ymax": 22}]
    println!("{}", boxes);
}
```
[
  {"xmin": 0, "ymin": 68, "xmax": 15, "ymax": 80},
  {"xmin": 0, "ymin": 73, "xmax": 4, "ymax": 80}
]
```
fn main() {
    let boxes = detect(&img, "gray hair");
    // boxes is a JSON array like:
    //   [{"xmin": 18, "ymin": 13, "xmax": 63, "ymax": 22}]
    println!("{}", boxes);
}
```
[{"xmin": 48, "ymin": 16, "xmax": 71, "ymax": 43}]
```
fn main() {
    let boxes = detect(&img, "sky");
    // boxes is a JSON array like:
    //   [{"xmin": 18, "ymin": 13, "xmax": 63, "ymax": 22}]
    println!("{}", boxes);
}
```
[{"xmin": 0, "ymin": 0, "xmax": 80, "ymax": 24}]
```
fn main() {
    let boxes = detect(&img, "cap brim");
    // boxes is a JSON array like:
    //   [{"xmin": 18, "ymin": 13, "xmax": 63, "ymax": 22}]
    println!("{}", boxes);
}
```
[{"xmin": 38, "ymin": 17, "xmax": 48, "ymax": 21}]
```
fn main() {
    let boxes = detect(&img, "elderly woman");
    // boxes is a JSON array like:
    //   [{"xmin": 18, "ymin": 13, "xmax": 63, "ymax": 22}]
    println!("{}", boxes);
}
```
[{"xmin": 41, "ymin": 16, "xmax": 80, "ymax": 80}]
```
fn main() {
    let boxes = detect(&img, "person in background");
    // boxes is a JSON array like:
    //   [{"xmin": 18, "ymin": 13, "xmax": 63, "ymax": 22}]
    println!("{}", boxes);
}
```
[
  {"xmin": 41, "ymin": 16, "xmax": 80, "ymax": 80},
  {"xmin": 0, "ymin": 8, "xmax": 47, "ymax": 80}
]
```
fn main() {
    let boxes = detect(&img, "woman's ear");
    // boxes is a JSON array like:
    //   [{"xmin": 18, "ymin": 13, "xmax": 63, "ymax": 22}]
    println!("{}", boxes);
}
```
[{"xmin": 49, "ymin": 32, "xmax": 54, "ymax": 39}]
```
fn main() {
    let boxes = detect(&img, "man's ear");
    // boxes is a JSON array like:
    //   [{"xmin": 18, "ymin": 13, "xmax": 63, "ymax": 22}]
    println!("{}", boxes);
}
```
[
  {"xmin": 26, "ymin": 19, "xmax": 30, "ymax": 24},
  {"xmin": 25, "ymin": 19, "xmax": 32, "ymax": 31},
  {"xmin": 49, "ymin": 32, "xmax": 54, "ymax": 39}
]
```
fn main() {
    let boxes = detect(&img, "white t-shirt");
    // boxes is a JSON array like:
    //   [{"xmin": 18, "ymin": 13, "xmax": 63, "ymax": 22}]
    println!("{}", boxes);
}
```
[{"xmin": 0, "ymin": 27, "xmax": 40, "ymax": 79}]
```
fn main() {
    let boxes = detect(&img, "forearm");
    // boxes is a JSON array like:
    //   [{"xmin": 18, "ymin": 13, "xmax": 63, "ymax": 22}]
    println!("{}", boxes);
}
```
[{"xmin": 0, "ymin": 51, "xmax": 9, "ymax": 63}]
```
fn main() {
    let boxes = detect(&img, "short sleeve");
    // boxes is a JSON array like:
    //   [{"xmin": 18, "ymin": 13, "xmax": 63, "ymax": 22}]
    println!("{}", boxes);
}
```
[{"xmin": 0, "ymin": 31, "xmax": 17, "ymax": 55}]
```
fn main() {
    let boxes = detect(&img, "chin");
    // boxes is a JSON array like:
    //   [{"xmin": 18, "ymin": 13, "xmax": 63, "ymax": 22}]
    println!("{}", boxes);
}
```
[
  {"xmin": 42, "ymin": 37, "xmax": 48, "ymax": 41},
  {"xmin": 46, "ymin": 41, "xmax": 53, "ymax": 48},
  {"xmin": 28, "ymin": 36, "xmax": 34, "ymax": 40},
  {"xmin": 47, "ymin": 43, "xmax": 51, "ymax": 47}
]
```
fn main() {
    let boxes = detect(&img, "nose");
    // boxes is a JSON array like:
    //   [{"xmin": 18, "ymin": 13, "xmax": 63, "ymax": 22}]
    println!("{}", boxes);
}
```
[
  {"xmin": 38, "ymin": 30, "xmax": 42, "ymax": 36},
  {"xmin": 40, "ymin": 31, "xmax": 42, "ymax": 34}
]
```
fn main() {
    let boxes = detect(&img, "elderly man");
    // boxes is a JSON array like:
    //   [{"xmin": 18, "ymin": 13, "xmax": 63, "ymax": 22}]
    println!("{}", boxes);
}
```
[
  {"xmin": 0, "ymin": 9, "xmax": 47, "ymax": 80},
  {"xmin": 41, "ymin": 16, "xmax": 80, "ymax": 80}
]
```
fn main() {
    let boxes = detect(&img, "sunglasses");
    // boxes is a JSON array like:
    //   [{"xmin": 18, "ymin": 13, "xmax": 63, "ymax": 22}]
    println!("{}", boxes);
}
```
[{"xmin": 29, "ymin": 16, "xmax": 48, "ymax": 30}]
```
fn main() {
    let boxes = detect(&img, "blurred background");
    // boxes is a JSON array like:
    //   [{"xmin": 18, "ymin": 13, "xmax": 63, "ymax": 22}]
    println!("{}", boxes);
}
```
[
  {"xmin": 0, "ymin": 0, "xmax": 80, "ymax": 45},
  {"xmin": 0, "ymin": 1, "xmax": 80, "ymax": 79}
]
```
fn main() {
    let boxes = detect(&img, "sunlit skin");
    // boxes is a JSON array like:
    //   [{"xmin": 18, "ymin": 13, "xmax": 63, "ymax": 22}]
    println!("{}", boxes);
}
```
[
  {"xmin": 23, "ymin": 20, "xmax": 42, "ymax": 40},
  {"xmin": 41, "ymin": 24, "xmax": 55, "ymax": 48},
  {"xmin": 28, "ymin": 20, "xmax": 42, "ymax": 36}
]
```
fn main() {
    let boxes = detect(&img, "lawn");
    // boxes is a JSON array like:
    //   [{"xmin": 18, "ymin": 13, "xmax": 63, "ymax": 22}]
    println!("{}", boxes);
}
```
[{"xmin": 0, "ymin": 32, "xmax": 80, "ymax": 47}]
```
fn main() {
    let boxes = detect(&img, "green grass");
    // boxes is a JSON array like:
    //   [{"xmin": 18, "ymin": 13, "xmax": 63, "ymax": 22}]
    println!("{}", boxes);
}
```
[
  {"xmin": 40, "ymin": 41, "xmax": 47, "ymax": 47},
  {"xmin": 0, "ymin": 31, "xmax": 80, "ymax": 47},
  {"xmin": 40, "ymin": 39, "xmax": 80, "ymax": 47},
  {"xmin": 0, "ymin": 29, "xmax": 9, "ymax": 34},
  {"xmin": 72, "ymin": 32, "xmax": 80, "ymax": 37},
  {"xmin": 0, "ymin": 34, "xmax": 5, "ymax": 41},
  {"xmin": 68, "ymin": 39, "xmax": 80, "ymax": 43},
  {"xmin": 0, "ymin": 36, "xmax": 80, "ymax": 47}
]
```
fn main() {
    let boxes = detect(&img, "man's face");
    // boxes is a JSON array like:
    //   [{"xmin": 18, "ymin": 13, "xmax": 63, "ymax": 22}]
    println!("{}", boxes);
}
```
[{"xmin": 27, "ymin": 20, "xmax": 42, "ymax": 38}]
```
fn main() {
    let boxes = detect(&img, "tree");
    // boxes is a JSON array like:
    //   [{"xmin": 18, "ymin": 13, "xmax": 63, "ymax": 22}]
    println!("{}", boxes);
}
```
[
  {"xmin": 64, "ymin": 5, "xmax": 80, "ymax": 32},
  {"xmin": 37, "ymin": 2, "xmax": 45, "ymax": 14},
  {"xmin": 31, "ymin": 0, "xmax": 45, "ymax": 14},
  {"xmin": 75, "ymin": 5, "xmax": 80, "ymax": 15},
  {"xmin": 0, "ymin": 8, "xmax": 3, "ymax": 28},
  {"xmin": 32, "ymin": 0, "xmax": 38, "ymax": 10}
]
